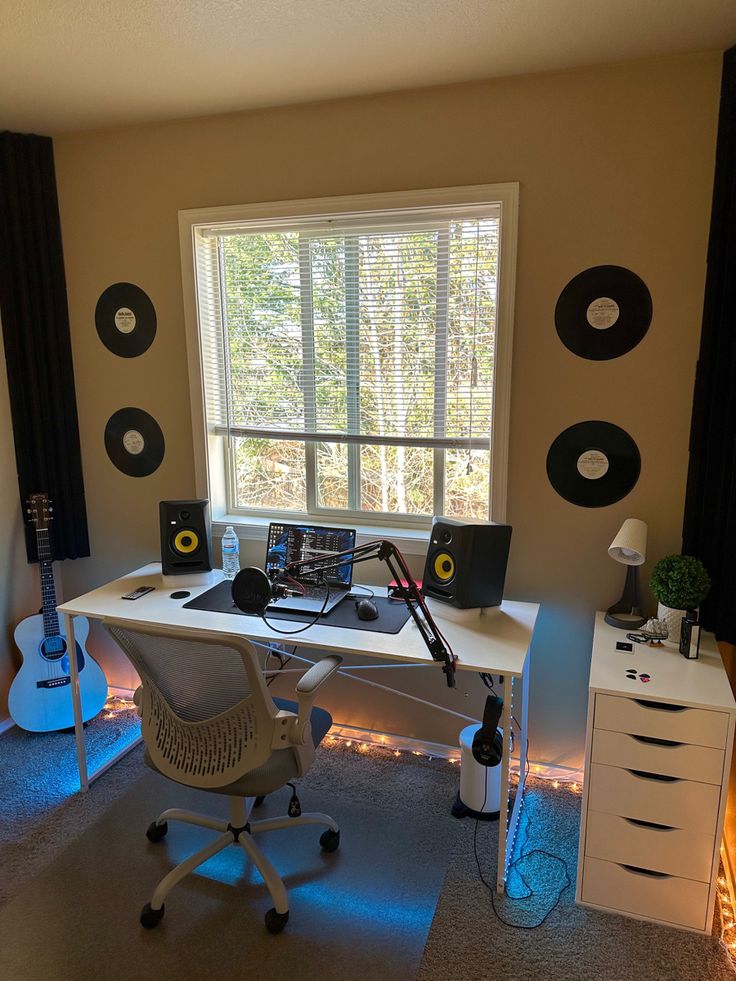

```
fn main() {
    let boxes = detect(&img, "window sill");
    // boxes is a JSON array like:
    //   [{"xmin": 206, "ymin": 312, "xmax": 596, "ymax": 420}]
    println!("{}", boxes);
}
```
[{"xmin": 211, "ymin": 515, "xmax": 431, "ymax": 556}]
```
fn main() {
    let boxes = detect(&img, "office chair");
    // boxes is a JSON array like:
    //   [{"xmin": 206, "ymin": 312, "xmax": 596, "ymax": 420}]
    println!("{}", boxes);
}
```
[{"xmin": 104, "ymin": 620, "xmax": 342, "ymax": 934}]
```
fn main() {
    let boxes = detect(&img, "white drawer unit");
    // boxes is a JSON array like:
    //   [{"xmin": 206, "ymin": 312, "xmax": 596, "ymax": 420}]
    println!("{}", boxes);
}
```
[
  {"xmin": 594, "ymin": 693, "xmax": 729, "ymax": 748},
  {"xmin": 581, "ymin": 857, "xmax": 711, "ymax": 933},
  {"xmin": 591, "ymin": 728, "xmax": 725, "ymax": 785},
  {"xmin": 587, "ymin": 763, "xmax": 721, "ymax": 835},
  {"xmin": 576, "ymin": 613, "xmax": 736, "ymax": 934}
]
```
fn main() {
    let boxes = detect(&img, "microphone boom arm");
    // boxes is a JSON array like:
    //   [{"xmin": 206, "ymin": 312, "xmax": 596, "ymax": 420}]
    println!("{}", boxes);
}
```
[{"xmin": 277, "ymin": 539, "xmax": 457, "ymax": 688}]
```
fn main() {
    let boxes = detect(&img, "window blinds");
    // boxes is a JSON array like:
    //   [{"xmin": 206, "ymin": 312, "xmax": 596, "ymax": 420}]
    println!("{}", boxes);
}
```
[{"xmin": 194, "ymin": 208, "xmax": 499, "ymax": 454}]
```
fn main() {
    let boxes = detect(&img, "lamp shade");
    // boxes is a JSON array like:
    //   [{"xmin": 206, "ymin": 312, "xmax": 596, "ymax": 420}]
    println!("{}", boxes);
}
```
[{"xmin": 608, "ymin": 518, "xmax": 647, "ymax": 566}]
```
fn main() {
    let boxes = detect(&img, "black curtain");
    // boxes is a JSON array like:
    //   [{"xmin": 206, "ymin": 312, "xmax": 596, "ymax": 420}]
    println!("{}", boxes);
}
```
[
  {"xmin": 682, "ymin": 47, "xmax": 736, "ymax": 643},
  {"xmin": 0, "ymin": 132, "xmax": 89, "ymax": 562}
]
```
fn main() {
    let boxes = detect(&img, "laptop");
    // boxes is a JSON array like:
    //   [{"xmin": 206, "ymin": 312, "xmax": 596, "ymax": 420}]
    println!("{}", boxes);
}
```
[{"xmin": 265, "ymin": 522, "xmax": 356, "ymax": 615}]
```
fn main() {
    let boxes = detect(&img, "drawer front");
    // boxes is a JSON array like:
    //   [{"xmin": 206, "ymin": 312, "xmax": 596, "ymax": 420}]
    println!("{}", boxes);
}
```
[
  {"xmin": 581, "ymin": 857, "xmax": 709, "ymax": 931},
  {"xmin": 592, "ymin": 728, "xmax": 725, "ymax": 785},
  {"xmin": 585, "ymin": 810, "xmax": 714, "ymax": 881},
  {"xmin": 588, "ymin": 763, "xmax": 721, "ymax": 835},
  {"xmin": 595, "ymin": 694, "xmax": 728, "ymax": 749}
]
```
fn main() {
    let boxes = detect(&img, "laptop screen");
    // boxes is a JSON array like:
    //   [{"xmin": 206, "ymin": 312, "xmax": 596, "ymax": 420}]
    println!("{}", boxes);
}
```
[{"xmin": 265, "ymin": 523, "xmax": 357, "ymax": 588}]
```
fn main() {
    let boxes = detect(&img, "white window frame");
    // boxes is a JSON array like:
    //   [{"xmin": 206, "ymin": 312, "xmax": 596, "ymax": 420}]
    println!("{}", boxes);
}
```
[{"xmin": 179, "ymin": 183, "xmax": 518, "ymax": 549}]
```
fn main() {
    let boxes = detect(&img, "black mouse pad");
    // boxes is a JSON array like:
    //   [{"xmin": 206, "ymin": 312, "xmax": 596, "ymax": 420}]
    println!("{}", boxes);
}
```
[{"xmin": 183, "ymin": 581, "xmax": 412, "ymax": 635}]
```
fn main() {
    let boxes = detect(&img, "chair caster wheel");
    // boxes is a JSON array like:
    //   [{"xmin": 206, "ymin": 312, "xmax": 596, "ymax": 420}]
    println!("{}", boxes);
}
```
[
  {"xmin": 264, "ymin": 907, "xmax": 289, "ymax": 934},
  {"xmin": 140, "ymin": 903, "xmax": 165, "ymax": 929},
  {"xmin": 319, "ymin": 828, "xmax": 340, "ymax": 853},
  {"xmin": 254, "ymin": 795, "xmax": 266, "ymax": 808},
  {"xmin": 146, "ymin": 820, "xmax": 168, "ymax": 842}
]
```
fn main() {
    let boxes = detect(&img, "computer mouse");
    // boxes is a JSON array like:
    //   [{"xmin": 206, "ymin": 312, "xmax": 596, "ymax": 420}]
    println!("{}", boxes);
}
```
[{"xmin": 356, "ymin": 598, "xmax": 379, "ymax": 621}]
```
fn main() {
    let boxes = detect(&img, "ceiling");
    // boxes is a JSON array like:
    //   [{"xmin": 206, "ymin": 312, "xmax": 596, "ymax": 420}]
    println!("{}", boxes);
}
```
[{"xmin": 1, "ymin": 0, "xmax": 735, "ymax": 135}]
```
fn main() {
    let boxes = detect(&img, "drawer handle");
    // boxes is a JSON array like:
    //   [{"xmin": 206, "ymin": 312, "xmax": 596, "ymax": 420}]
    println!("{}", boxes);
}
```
[
  {"xmin": 624, "ymin": 816, "xmax": 675, "ymax": 831},
  {"xmin": 620, "ymin": 864, "xmax": 671, "ymax": 879},
  {"xmin": 628, "ymin": 768, "xmax": 680, "ymax": 783},
  {"xmin": 633, "ymin": 699, "xmax": 687, "ymax": 712},
  {"xmin": 631, "ymin": 734, "xmax": 684, "ymax": 747}
]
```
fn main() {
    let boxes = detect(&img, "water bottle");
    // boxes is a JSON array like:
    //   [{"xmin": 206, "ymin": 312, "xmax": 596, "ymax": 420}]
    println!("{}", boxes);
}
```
[{"xmin": 221, "ymin": 526, "xmax": 240, "ymax": 580}]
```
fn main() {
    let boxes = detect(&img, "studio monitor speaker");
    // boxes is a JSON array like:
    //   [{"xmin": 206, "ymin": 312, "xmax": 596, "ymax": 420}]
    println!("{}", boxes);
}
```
[
  {"xmin": 159, "ymin": 500, "xmax": 213, "ymax": 576},
  {"xmin": 422, "ymin": 517, "xmax": 512, "ymax": 609}
]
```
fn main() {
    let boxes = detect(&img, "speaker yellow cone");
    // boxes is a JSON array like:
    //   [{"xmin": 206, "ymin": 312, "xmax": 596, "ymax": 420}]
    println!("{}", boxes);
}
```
[
  {"xmin": 433, "ymin": 552, "xmax": 455, "ymax": 582},
  {"xmin": 173, "ymin": 529, "xmax": 200, "ymax": 554}
]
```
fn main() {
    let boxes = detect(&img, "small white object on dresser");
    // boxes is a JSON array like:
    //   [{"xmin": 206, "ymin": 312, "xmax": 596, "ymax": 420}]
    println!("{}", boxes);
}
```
[{"xmin": 576, "ymin": 612, "xmax": 736, "ymax": 933}]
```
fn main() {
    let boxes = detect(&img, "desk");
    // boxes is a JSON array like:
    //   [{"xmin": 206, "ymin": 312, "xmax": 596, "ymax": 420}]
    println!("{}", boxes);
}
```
[{"xmin": 58, "ymin": 562, "xmax": 539, "ymax": 892}]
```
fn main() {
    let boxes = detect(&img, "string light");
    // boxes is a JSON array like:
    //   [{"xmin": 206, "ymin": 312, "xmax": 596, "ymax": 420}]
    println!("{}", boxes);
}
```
[
  {"xmin": 99, "ymin": 703, "xmax": 586, "ymax": 793},
  {"xmin": 102, "ymin": 694, "xmax": 136, "ymax": 715},
  {"xmin": 318, "ymin": 731, "xmax": 584, "ymax": 792},
  {"xmin": 716, "ymin": 867, "xmax": 736, "ymax": 968}
]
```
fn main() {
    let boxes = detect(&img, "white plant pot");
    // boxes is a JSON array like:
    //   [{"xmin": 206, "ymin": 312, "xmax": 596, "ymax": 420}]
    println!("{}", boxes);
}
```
[{"xmin": 657, "ymin": 602, "xmax": 690, "ymax": 645}]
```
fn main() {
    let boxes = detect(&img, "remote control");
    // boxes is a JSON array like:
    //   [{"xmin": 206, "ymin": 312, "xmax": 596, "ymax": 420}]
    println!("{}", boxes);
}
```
[{"xmin": 122, "ymin": 585, "xmax": 155, "ymax": 600}]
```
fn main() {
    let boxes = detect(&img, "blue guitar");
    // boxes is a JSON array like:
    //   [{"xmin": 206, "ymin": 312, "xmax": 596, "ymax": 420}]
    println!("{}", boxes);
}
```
[{"xmin": 8, "ymin": 494, "xmax": 107, "ymax": 732}]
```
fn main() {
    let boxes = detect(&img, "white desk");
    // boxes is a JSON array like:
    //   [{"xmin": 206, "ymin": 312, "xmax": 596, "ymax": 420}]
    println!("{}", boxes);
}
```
[{"xmin": 58, "ymin": 562, "xmax": 539, "ymax": 892}]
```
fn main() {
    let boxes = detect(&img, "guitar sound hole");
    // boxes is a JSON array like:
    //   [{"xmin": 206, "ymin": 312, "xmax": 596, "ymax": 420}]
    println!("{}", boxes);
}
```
[{"xmin": 40, "ymin": 637, "xmax": 68, "ymax": 661}]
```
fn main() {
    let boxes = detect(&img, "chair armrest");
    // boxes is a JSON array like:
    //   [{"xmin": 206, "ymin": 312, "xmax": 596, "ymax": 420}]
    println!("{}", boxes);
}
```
[
  {"xmin": 292, "ymin": 655, "xmax": 342, "ymax": 747},
  {"xmin": 296, "ymin": 655, "xmax": 342, "ymax": 695}
]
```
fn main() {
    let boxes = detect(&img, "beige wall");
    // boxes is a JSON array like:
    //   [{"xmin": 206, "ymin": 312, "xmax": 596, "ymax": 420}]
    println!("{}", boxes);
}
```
[
  {"xmin": 52, "ymin": 51, "xmax": 721, "ymax": 767},
  {"xmin": 0, "ymin": 339, "xmax": 39, "ymax": 718}
]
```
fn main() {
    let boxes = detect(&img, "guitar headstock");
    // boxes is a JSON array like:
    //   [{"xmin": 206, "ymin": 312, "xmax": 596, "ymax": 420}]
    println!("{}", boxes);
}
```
[{"xmin": 26, "ymin": 493, "xmax": 53, "ymax": 531}]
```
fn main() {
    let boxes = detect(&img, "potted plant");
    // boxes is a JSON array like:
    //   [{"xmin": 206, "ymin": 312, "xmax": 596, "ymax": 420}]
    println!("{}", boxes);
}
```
[{"xmin": 649, "ymin": 554, "xmax": 711, "ymax": 643}]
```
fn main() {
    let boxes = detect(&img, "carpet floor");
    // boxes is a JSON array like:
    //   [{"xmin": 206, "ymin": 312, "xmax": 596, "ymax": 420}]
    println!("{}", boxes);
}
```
[
  {"xmin": 0, "ymin": 736, "xmax": 459, "ymax": 981},
  {"xmin": 418, "ymin": 778, "xmax": 735, "ymax": 981},
  {"xmin": 0, "ymin": 709, "xmax": 143, "ymax": 905},
  {"xmin": 1, "ymin": 723, "xmax": 735, "ymax": 981}
]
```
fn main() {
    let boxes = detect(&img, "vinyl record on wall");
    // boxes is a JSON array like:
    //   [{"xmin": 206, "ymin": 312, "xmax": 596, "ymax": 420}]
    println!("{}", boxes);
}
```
[
  {"xmin": 546, "ymin": 420, "xmax": 640, "ymax": 507},
  {"xmin": 104, "ymin": 407, "xmax": 165, "ymax": 477},
  {"xmin": 95, "ymin": 283, "xmax": 157, "ymax": 357},
  {"xmin": 555, "ymin": 265, "xmax": 652, "ymax": 360}
]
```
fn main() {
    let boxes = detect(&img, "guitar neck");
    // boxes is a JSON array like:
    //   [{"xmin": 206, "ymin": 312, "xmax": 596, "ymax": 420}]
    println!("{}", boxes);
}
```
[{"xmin": 36, "ymin": 528, "xmax": 60, "ymax": 638}]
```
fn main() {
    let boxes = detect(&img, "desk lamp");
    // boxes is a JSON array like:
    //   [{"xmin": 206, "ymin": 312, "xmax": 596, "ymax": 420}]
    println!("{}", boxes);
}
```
[{"xmin": 604, "ymin": 518, "xmax": 648, "ymax": 629}]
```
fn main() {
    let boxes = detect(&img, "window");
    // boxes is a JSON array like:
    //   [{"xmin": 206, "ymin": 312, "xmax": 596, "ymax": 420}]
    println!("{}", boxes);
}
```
[{"xmin": 181, "ymin": 185, "xmax": 517, "ymax": 529}]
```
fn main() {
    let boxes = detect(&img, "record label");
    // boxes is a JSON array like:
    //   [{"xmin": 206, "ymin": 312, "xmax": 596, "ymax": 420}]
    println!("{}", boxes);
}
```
[
  {"xmin": 576, "ymin": 449, "xmax": 609, "ymax": 479},
  {"xmin": 105, "ymin": 408, "xmax": 164, "ymax": 477},
  {"xmin": 547, "ymin": 421, "xmax": 640, "ymax": 507},
  {"xmin": 586, "ymin": 298, "xmax": 619, "ymax": 330},
  {"xmin": 96, "ymin": 283, "xmax": 156, "ymax": 357},
  {"xmin": 555, "ymin": 266, "xmax": 651, "ymax": 360},
  {"xmin": 114, "ymin": 307, "xmax": 136, "ymax": 334},
  {"xmin": 122, "ymin": 429, "xmax": 145, "ymax": 455}
]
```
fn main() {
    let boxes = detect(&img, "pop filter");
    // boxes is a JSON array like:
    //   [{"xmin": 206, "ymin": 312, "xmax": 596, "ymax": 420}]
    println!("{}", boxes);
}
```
[{"xmin": 232, "ymin": 567, "xmax": 273, "ymax": 614}]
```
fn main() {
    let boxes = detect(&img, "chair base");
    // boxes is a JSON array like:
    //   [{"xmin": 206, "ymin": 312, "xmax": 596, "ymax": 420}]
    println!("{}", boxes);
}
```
[{"xmin": 142, "ymin": 795, "xmax": 339, "ymax": 931}]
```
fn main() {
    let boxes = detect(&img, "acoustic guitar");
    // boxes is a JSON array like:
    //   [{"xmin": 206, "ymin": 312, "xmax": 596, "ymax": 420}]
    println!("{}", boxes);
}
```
[{"xmin": 8, "ymin": 493, "xmax": 108, "ymax": 732}]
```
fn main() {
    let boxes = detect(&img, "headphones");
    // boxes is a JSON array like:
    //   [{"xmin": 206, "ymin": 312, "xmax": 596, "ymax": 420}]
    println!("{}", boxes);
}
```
[{"xmin": 471, "ymin": 695, "xmax": 503, "ymax": 767}]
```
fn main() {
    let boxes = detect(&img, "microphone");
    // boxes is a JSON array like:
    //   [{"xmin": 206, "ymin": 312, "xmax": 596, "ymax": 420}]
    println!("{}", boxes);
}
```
[{"xmin": 231, "ymin": 566, "xmax": 300, "ymax": 614}]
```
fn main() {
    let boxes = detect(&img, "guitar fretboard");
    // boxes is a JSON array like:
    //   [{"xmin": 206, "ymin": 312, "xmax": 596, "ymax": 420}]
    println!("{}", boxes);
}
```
[{"xmin": 37, "ymin": 529, "xmax": 60, "ymax": 639}]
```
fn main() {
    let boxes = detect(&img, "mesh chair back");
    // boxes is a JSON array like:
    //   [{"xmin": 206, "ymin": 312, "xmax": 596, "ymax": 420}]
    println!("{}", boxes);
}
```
[{"xmin": 105, "ymin": 622, "xmax": 289, "ymax": 789}]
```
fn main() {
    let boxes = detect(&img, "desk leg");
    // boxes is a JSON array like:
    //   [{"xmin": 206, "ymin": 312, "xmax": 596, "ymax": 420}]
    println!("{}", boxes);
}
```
[
  {"xmin": 64, "ymin": 613, "xmax": 89, "ymax": 792},
  {"xmin": 498, "ymin": 664, "xmax": 530, "ymax": 893},
  {"xmin": 497, "ymin": 682, "xmax": 513, "ymax": 893}
]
